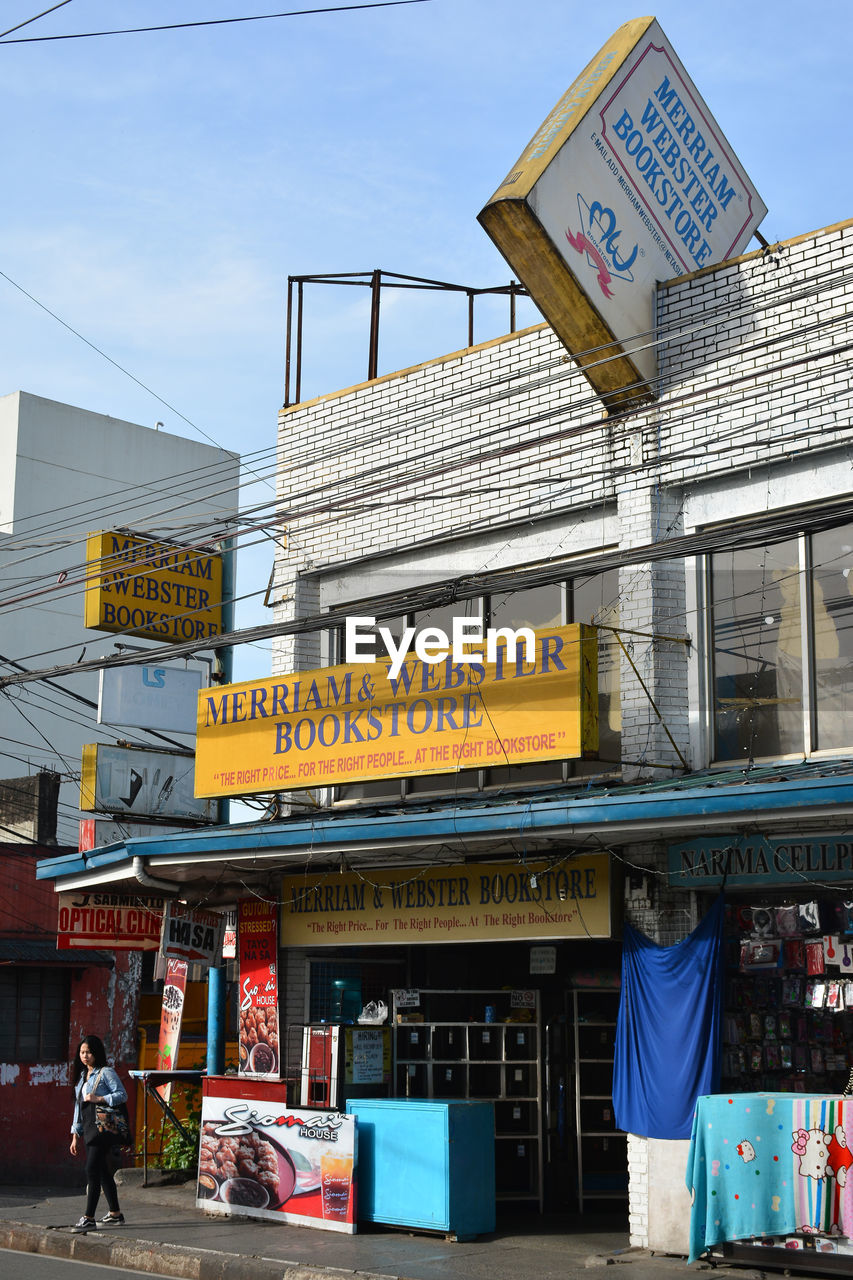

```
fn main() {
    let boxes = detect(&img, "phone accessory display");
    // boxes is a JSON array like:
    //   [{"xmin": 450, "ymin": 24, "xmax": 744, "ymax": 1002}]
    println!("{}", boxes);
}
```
[
  {"xmin": 805, "ymin": 940, "xmax": 826, "ymax": 975},
  {"xmin": 798, "ymin": 901, "xmax": 822, "ymax": 934},
  {"xmin": 775, "ymin": 904, "xmax": 801, "ymax": 936}
]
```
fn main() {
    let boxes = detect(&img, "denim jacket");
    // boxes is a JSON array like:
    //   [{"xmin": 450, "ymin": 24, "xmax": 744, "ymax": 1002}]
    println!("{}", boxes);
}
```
[{"xmin": 71, "ymin": 1066, "xmax": 128, "ymax": 1135}]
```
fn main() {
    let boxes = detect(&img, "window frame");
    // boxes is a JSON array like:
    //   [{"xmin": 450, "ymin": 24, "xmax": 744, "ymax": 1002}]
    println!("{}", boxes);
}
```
[
  {"xmin": 326, "ymin": 572, "xmax": 622, "ymax": 805},
  {"xmin": 706, "ymin": 528, "xmax": 853, "ymax": 765},
  {"xmin": 0, "ymin": 965, "xmax": 71, "ymax": 1063}
]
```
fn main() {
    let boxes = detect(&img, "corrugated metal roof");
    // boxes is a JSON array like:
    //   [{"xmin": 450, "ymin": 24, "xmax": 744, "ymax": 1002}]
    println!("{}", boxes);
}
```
[
  {"xmin": 0, "ymin": 938, "xmax": 114, "ymax": 966},
  {"xmin": 34, "ymin": 758, "xmax": 853, "ymax": 897}
]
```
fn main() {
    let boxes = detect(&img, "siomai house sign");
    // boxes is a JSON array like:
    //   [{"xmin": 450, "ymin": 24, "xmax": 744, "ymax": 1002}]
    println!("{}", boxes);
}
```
[{"xmin": 478, "ymin": 16, "xmax": 767, "ymax": 408}]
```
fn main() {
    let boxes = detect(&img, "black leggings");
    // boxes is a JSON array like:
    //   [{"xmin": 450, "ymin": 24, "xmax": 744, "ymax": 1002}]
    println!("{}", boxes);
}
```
[{"xmin": 85, "ymin": 1140, "xmax": 120, "ymax": 1219}]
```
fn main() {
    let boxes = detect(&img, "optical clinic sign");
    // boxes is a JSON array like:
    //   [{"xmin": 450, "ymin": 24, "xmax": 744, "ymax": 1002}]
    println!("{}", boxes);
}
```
[
  {"xmin": 280, "ymin": 856, "xmax": 613, "ymax": 946},
  {"xmin": 57, "ymin": 891, "xmax": 164, "ymax": 951},
  {"xmin": 195, "ymin": 623, "xmax": 597, "ymax": 796},
  {"xmin": 84, "ymin": 530, "xmax": 223, "ymax": 643},
  {"xmin": 478, "ymin": 16, "xmax": 766, "ymax": 404}
]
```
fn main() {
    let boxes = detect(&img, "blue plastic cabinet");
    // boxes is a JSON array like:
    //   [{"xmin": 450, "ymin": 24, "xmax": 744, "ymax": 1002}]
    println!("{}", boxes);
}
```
[{"xmin": 346, "ymin": 1098, "xmax": 495, "ymax": 1238}]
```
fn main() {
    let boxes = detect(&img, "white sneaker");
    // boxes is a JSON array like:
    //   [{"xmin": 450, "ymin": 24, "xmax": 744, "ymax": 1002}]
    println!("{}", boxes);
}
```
[{"xmin": 72, "ymin": 1216, "xmax": 96, "ymax": 1233}]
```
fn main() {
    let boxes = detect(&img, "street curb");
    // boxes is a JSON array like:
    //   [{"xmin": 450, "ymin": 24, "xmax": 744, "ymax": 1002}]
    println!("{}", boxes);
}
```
[{"xmin": 0, "ymin": 1220, "xmax": 399, "ymax": 1280}]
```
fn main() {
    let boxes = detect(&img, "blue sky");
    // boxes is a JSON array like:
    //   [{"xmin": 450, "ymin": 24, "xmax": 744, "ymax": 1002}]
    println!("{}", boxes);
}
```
[{"xmin": 2, "ymin": 0, "xmax": 850, "ymax": 678}]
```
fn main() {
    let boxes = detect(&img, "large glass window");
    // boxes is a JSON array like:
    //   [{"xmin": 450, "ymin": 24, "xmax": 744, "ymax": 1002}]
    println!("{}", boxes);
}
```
[
  {"xmin": 573, "ymin": 570, "xmax": 621, "ymax": 766},
  {"xmin": 810, "ymin": 527, "xmax": 853, "ymax": 751},
  {"xmin": 334, "ymin": 570, "xmax": 621, "ymax": 802},
  {"xmin": 487, "ymin": 583, "xmax": 565, "ymax": 788},
  {"xmin": 710, "ymin": 525, "xmax": 853, "ymax": 760},
  {"xmin": 407, "ymin": 600, "xmax": 483, "ymax": 796}
]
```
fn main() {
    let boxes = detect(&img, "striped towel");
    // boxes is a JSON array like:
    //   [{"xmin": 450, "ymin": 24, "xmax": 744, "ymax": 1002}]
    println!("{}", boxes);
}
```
[{"xmin": 791, "ymin": 1097, "xmax": 853, "ymax": 1234}]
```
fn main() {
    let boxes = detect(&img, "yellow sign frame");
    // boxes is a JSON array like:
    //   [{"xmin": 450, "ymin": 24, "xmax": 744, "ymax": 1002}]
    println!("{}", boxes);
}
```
[
  {"xmin": 478, "ymin": 17, "xmax": 766, "ymax": 406},
  {"xmin": 281, "ymin": 856, "xmax": 613, "ymax": 946},
  {"xmin": 195, "ymin": 623, "xmax": 597, "ymax": 796},
  {"xmin": 84, "ymin": 530, "xmax": 223, "ymax": 643}
]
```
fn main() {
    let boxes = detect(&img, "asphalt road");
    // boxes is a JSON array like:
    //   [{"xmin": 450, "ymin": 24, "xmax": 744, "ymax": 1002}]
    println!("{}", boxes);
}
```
[{"xmin": 0, "ymin": 1249, "xmax": 178, "ymax": 1280}]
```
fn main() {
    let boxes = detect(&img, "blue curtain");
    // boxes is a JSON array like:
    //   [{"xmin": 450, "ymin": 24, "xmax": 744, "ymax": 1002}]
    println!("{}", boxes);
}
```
[{"xmin": 613, "ymin": 894, "xmax": 726, "ymax": 1139}]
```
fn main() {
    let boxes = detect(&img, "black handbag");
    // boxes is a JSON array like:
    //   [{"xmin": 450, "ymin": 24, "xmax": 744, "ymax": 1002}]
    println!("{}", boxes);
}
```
[
  {"xmin": 95, "ymin": 1100, "xmax": 131, "ymax": 1145},
  {"xmin": 81, "ymin": 1071, "xmax": 131, "ymax": 1146}
]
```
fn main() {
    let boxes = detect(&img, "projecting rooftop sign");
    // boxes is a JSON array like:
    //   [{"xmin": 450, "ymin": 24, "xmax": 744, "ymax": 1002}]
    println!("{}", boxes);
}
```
[{"xmin": 478, "ymin": 16, "xmax": 767, "ymax": 406}]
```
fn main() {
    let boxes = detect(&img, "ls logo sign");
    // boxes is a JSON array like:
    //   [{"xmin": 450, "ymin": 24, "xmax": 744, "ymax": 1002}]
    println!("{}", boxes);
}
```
[{"xmin": 566, "ymin": 194, "xmax": 639, "ymax": 298}]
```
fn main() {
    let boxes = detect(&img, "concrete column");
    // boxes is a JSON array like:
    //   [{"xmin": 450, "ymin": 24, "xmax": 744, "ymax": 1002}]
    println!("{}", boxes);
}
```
[{"xmin": 616, "ymin": 481, "xmax": 690, "ymax": 781}]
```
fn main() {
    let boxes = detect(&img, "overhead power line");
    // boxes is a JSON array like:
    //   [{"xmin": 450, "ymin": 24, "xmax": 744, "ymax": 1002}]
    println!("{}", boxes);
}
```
[
  {"xmin": 1, "ymin": 247, "xmax": 849, "ymax": 639},
  {"xmin": 0, "ymin": 1, "xmax": 431, "ymax": 44},
  {"xmin": 1, "ymin": 292, "xmax": 850, "ymax": 656},
  {"xmin": 0, "ymin": 0, "xmax": 73, "ymax": 39},
  {"xmin": 0, "ymin": 247, "xmax": 844, "ymax": 570},
  {"xmin": 0, "ymin": 267, "xmax": 231, "ymax": 453},
  {"xmin": 6, "ymin": 495, "xmax": 853, "ymax": 689}
]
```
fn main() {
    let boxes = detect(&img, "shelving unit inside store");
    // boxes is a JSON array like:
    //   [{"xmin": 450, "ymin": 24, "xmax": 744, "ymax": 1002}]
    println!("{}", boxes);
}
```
[
  {"xmin": 392, "ymin": 988, "xmax": 543, "ymax": 1209},
  {"xmin": 571, "ymin": 987, "xmax": 627, "ymax": 1212}
]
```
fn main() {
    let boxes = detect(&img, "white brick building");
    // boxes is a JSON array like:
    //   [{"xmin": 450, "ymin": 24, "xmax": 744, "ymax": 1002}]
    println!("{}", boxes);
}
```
[
  {"xmin": 272, "ymin": 218, "xmax": 853, "ymax": 1251},
  {"xmin": 35, "ymin": 217, "xmax": 853, "ymax": 1257}
]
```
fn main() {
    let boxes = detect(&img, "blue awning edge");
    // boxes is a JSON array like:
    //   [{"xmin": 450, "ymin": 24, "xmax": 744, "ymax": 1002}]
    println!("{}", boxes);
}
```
[{"xmin": 35, "ymin": 768, "xmax": 853, "ymax": 886}]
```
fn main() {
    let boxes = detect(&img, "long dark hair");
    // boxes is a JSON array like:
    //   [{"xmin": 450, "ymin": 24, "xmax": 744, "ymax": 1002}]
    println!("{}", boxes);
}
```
[{"xmin": 71, "ymin": 1034, "xmax": 108, "ymax": 1093}]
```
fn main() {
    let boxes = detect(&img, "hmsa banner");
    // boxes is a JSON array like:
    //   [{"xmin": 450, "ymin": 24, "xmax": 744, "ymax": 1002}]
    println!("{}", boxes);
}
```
[{"xmin": 194, "ymin": 624, "xmax": 598, "ymax": 796}]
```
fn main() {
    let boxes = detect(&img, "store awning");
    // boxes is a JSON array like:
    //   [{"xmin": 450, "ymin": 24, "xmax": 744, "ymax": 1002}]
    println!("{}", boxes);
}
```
[
  {"xmin": 0, "ymin": 938, "xmax": 114, "ymax": 966},
  {"xmin": 34, "ymin": 760, "xmax": 853, "ymax": 904}
]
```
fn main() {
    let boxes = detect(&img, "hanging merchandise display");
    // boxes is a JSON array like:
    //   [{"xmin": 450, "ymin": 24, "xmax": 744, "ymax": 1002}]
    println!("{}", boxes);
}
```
[{"xmin": 721, "ymin": 899, "xmax": 853, "ymax": 1093}]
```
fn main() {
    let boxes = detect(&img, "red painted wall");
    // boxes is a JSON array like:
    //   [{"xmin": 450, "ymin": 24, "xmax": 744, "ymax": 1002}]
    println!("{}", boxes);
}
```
[
  {"xmin": 0, "ymin": 848, "xmax": 57, "ymax": 935},
  {"xmin": 0, "ymin": 846, "xmax": 140, "ymax": 1185}
]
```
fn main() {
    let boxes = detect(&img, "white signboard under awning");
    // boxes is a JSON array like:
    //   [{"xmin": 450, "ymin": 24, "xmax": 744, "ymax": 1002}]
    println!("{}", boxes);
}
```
[
  {"xmin": 78, "ymin": 817, "xmax": 188, "ymax": 852},
  {"xmin": 160, "ymin": 901, "xmax": 225, "ymax": 966},
  {"xmin": 57, "ymin": 890, "xmax": 165, "ymax": 951},
  {"xmin": 98, "ymin": 664, "xmax": 203, "ymax": 733}
]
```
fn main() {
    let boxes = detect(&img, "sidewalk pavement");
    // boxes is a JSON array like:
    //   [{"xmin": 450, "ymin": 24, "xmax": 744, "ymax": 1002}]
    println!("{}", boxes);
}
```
[{"xmin": 0, "ymin": 1171, "xmax": 774, "ymax": 1280}]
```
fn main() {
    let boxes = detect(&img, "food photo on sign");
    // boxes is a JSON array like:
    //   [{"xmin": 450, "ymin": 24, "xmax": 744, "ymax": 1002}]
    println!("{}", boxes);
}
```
[
  {"xmin": 196, "ymin": 1098, "xmax": 356, "ymax": 1232},
  {"xmin": 237, "ymin": 898, "xmax": 281, "ymax": 1078}
]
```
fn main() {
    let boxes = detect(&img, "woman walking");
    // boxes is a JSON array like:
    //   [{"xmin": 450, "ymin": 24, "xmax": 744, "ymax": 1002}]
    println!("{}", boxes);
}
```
[{"xmin": 70, "ymin": 1034, "xmax": 128, "ymax": 1233}]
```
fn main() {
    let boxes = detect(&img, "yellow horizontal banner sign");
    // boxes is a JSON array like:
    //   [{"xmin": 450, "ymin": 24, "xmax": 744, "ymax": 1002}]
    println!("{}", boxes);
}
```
[
  {"xmin": 281, "ymin": 856, "xmax": 612, "ymax": 946},
  {"xmin": 84, "ymin": 530, "xmax": 223, "ymax": 642},
  {"xmin": 194, "ymin": 623, "xmax": 598, "ymax": 796}
]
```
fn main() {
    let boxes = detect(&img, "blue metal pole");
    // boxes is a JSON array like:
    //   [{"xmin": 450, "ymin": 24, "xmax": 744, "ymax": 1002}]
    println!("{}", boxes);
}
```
[{"xmin": 207, "ymin": 964, "xmax": 226, "ymax": 1076}]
